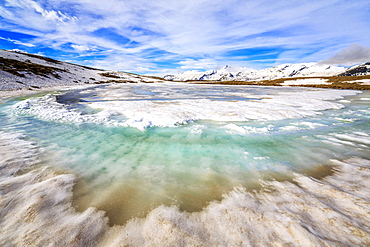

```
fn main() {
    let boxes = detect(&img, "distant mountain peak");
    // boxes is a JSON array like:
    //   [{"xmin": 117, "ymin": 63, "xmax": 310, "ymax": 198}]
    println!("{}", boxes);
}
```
[
  {"xmin": 339, "ymin": 61, "xmax": 370, "ymax": 76},
  {"xmin": 164, "ymin": 63, "xmax": 347, "ymax": 82}
]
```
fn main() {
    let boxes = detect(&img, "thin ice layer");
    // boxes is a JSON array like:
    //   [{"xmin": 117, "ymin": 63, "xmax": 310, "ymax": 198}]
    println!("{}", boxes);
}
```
[
  {"xmin": 11, "ymin": 83, "xmax": 359, "ymax": 130},
  {"xmin": 1, "ymin": 132, "xmax": 370, "ymax": 246}
]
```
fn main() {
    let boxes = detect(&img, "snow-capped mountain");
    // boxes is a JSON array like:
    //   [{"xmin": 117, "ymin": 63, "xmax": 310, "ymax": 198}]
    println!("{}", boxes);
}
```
[
  {"xmin": 0, "ymin": 49, "xmax": 164, "ymax": 90},
  {"xmin": 339, "ymin": 62, "xmax": 370, "ymax": 76},
  {"xmin": 164, "ymin": 63, "xmax": 347, "ymax": 81}
]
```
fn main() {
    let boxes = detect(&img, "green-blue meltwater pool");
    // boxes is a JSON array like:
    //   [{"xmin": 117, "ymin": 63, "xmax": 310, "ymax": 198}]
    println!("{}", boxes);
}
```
[{"xmin": 1, "ymin": 83, "xmax": 370, "ymax": 245}]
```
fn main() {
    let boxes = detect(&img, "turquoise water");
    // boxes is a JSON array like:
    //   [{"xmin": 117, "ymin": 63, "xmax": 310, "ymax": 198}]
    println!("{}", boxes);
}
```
[{"xmin": 1, "ymin": 84, "xmax": 369, "ymax": 225}]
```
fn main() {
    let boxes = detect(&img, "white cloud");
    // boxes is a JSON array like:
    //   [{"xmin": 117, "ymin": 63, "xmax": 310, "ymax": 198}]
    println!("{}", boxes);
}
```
[
  {"xmin": 71, "ymin": 44, "xmax": 91, "ymax": 52},
  {"xmin": 82, "ymin": 52, "xmax": 158, "ymax": 74},
  {"xmin": 0, "ymin": 37, "xmax": 35, "ymax": 47},
  {"xmin": 0, "ymin": 0, "xmax": 79, "ymax": 39},
  {"xmin": 319, "ymin": 44, "xmax": 370, "ymax": 66},
  {"xmin": 178, "ymin": 58, "xmax": 219, "ymax": 70}
]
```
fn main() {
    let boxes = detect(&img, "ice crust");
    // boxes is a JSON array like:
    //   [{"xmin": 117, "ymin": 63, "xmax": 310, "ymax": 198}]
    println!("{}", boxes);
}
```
[
  {"xmin": 1, "ymin": 131, "xmax": 370, "ymax": 246},
  {"xmin": 1, "ymin": 84, "xmax": 370, "ymax": 246},
  {"xmin": 11, "ymin": 83, "xmax": 359, "ymax": 130}
]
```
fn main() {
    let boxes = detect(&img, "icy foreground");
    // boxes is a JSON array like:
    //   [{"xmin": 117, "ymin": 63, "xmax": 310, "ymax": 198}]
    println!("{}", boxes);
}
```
[
  {"xmin": 1, "ymin": 130, "xmax": 370, "ymax": 246},
  {"xmin": 1, "ymin": 65, "xmax": 370, "ymax": 246}
]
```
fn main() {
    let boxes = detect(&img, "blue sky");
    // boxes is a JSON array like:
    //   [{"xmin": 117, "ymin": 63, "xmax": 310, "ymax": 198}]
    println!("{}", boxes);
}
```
[{"xmin": 1, "ymin": 0, "xmax": 370, "ymax": 75}]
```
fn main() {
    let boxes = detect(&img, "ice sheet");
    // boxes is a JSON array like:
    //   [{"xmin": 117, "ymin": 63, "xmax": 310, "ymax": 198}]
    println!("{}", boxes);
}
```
[{"xmin": 11, "ymin": 83, "xmax": 359, "ymax": 130}]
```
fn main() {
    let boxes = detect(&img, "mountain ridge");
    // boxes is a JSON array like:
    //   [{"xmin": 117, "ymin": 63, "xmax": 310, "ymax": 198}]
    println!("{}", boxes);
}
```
[
  {"xmin": 164, "ymin": 62, "xmax": 370, "ymax": 82},
  {"xmin": 339, "ymin": 62, "xmax": 370, "ymax": 76}
]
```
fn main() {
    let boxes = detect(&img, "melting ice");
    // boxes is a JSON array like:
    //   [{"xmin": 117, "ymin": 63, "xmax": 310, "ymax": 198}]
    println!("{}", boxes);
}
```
[{"xmin": 1, "ymin": 83, "xmax": 370, "ymax": 246}]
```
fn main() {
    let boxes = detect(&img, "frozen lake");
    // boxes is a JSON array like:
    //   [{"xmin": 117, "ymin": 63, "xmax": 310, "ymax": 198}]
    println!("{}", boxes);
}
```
[{"xmin": 1, "ymin": 83, "xmax": 370, "ymax": 246}]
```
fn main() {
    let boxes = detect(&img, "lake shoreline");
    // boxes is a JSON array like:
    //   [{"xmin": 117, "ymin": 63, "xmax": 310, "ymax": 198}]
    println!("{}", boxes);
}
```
[{"xmin": 1, "ymin": 79, "xmax": 368, "ymax": 103}]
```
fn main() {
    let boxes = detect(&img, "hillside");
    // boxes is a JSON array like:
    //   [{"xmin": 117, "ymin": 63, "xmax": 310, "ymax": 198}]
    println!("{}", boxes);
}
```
[
  {"xmin": 0, "ymin": 50, "xmax": 164, "ymax": 91},
  {"xmin": 339, "ymin": 62, "xmax": 370, "ymax": 76},
  {"xmin": 1, "ymin": 50, "xmax": 369, "ymax": 91}
]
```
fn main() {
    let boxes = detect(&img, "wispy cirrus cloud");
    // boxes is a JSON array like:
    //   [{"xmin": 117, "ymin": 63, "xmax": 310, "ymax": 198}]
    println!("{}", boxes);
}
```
[
  {"xmin": 0, "ymin": 0, "xmax": 369, "ymax": 74},
  {"xmin": 0, "ymin": 36, "xmax": 35, "ymax": 47},
  {"xmin": 178, "ymin": 58, "xmax": 219, "ymax": 70}
]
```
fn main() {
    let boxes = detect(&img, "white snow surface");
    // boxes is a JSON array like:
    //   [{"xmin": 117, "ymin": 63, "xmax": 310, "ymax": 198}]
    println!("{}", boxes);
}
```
[
  {"xmin": 281, "ymin": 78, "xmax": 330, "ymax": 86},
  {"xmin": 349, "ymin": 79, "xmax": 370, "ymax": 85},
  {"xmin": 11, "ymin": 83, "xmax": 359, "ymax": 130}
]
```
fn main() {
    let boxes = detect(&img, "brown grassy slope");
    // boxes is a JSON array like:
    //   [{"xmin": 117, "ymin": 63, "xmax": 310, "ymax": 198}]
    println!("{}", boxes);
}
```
[
  {"xmin": 8, "ymin": 50, "xmax": 103, "ymax": 71},
  {"xmin": 0, "ymin": 57, "xmax": 67, "ymax": 79},
  {"xmin": 327, "ymin": 75, "xmax": 370, "ymax": 83},
  {"xmin": 194, "ymin": 75, "xmax": 370, "ymax": 90}
]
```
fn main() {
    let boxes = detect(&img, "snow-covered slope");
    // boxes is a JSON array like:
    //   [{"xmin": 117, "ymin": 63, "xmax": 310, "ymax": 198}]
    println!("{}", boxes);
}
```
[
  {"xmin": 0, "ymin": 50, "xmax": 163, "ymax": 90},
  {"xmin": 339, "ymin": 62, "xmax": 370, "ymax": 76},
  {"xmin": 164, "ymin": 63, "xmax": 347, "ymax": 81}
]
